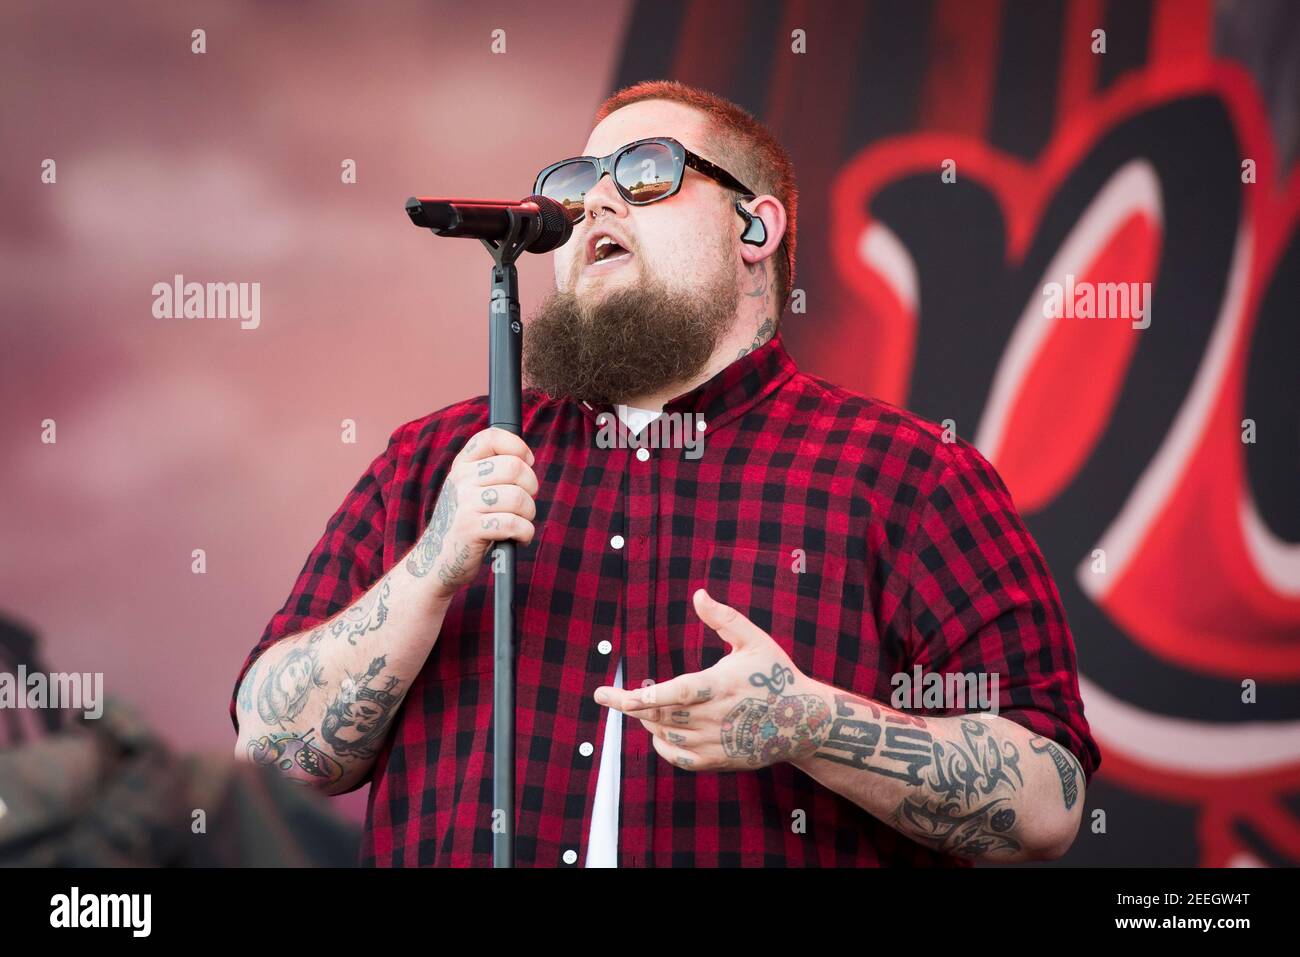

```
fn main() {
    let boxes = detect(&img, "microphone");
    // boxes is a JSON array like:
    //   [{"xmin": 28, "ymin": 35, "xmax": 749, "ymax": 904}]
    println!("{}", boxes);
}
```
[{"xmin": 405, "ymin": 194, "xmax": 573, "ymax": 253}]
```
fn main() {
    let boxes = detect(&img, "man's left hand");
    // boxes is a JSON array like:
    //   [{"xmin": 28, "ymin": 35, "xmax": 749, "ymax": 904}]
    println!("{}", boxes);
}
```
[{"xmin": 593, "ymin": 589, "xmax": 834, "ymax": 772}]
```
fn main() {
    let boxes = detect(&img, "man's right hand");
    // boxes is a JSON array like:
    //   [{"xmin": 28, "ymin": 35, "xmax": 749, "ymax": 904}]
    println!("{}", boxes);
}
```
[{"xmin": 406, "ymin": 426, "xmax": 539, "ymax": 603}]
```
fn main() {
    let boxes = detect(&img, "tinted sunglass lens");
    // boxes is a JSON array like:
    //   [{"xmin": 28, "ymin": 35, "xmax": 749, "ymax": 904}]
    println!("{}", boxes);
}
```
[
  {"xmin": 616, "ymin": 143, "xmax": 677, "ymax": 202},
  {"xmin": 539, "ymin": 162, "xmax": 596, "ymax": 221}
]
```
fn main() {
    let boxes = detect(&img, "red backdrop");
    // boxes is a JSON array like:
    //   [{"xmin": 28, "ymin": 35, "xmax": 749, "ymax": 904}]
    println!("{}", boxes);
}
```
[{"xmin": 3, "ymin": 0, "xmax": 1297, "ymax": 864}]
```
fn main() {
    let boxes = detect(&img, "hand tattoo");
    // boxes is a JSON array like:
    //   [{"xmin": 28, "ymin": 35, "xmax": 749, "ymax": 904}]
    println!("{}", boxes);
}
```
[{"xmin": 720, "ymin": 664, "xmax": 832, "ymax": 766}]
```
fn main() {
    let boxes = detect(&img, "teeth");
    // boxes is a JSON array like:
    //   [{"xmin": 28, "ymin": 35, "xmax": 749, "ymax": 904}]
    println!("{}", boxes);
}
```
[{"xmin": 594, "ymin": 236, "xmax": 621, "ymax": 262}]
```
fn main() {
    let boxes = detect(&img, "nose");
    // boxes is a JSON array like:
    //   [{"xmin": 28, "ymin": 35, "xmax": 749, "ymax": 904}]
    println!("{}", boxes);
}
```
[{"xmin": 582, "ymin": 169, "xmax": 627, "ymax": 221}]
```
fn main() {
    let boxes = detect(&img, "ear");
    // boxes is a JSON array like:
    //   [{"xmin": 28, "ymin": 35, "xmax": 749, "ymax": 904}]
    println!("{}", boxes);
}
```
[{"xmin": 735, "ymin": 194, "xmax": 786, "ymax": 269}]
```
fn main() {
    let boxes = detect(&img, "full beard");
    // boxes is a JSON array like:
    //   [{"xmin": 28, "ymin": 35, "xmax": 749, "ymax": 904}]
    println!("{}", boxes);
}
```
[{"xmin": 522, "ymin": 261, "xmax": 739, "ymax": 406}]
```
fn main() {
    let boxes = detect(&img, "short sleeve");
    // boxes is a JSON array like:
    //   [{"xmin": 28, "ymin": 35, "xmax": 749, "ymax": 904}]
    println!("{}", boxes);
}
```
[
  {"xmin": 229, "ymin": 427, "xmax": 404, "ymax": 734},
  {"xmin": 903, "ymin": 442, "xmax": 1101, "ymax": 783}
]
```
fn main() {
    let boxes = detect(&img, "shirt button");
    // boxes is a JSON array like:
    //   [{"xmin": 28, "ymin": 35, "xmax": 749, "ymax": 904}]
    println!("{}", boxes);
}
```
[
  {"xmin": 636, "ymin": 447, "xmax": 650, "ymax": 462},
  {"xmin": 610, "ymin": 534, "xmax": 625, "ymax": 550},
  {"xmin": 579, "ymin": 741, "xmax": 594, "ymax": 757},
  {"xmin": 563, "ymin": 849, "xmax": 578, "ymax": 865},
  {"xmin": 597, "ymin": 640, "xmax": 612, "ymax": 655}
]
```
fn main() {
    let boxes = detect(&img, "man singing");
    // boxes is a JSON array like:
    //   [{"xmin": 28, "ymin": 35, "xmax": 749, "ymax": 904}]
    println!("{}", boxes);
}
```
[{"xmin": 231, "ymin": 80, "xmax": 1100, "ymax": 867}]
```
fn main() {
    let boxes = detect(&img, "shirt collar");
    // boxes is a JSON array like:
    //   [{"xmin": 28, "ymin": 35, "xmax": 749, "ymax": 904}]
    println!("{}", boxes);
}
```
[{"xmin": 576, "ymin": 333, "xmax": 798, "ymax": 432}]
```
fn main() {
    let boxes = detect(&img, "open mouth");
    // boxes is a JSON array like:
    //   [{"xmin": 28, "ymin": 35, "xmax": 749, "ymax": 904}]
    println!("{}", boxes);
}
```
[{"xmin": 588, "ymin": 235, "xmax": 634, "ymax": 269}]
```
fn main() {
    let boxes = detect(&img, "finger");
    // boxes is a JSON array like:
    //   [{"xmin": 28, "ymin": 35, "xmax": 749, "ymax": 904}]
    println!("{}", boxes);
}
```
[
  {"xmin": 666, "ymin": 707, "xmax": 694, "ymax": 728},
  {"xmin": 472, "ymin": 485, "xmax": 536, "ymax": 521},
  {"xmin": 459, "ymin": 428, "xmax": 535, "ymax": 467},
  {"xmin": 639, "ymin": 717, "xmax": 699, "ymax": 749},
  {"xmin": 693, "ymin": 588, "xmax": 767, "ymax": 652},
  {"xmin": 476, "ymin": 513, "xmax": 535, "ymax": 544},
  {"xmin": 648, "ymin": 727, "xmax": 705, "ymax": 772},
  {"xmin": 469, "ymin": 455, "xmax": 539, "ymax": 495},
  {"xmin": 596, "ymin": 674, "xmax": 715, "ymax": 714},
  {"xmin": 594, "ymin": 684, "xmax": 652, "ymax": 715}
]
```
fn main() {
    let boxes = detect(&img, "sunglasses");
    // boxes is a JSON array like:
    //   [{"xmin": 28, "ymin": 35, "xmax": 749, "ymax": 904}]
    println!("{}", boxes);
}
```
[{"xmin": 533, "ymin": 136, "xmax": 757, "ymax": 225}]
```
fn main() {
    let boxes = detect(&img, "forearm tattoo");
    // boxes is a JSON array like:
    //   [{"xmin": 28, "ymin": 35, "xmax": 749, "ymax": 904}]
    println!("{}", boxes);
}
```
[
  {"xmin": 327, "ymin": 576, "xmax": 391, "ymax": 644},
  {"xmin": 895, "ymin": 796, "xmax": 1020, "ymax": 858},
  {"xmin": 815, "ymin": 695, "xmax": 1026, "ymax": 858},
  {"xmin": 406, "ymin": 481, "xmax": 456, "ymax": 577},
  {"xmin": 1030, "ymin": 734, "xmax": 1081, "ymax": 810},
  {"xmin": 237, "ymin": 655, "xmax": 261, "ymax": 715},
  {"xmin": 720, "ymin": 664, "xmax": 832, "ymax": 766},
  {"xmin": 437, "ymin": 543, "xmax": 473, "ymax": 587},
  {"xmin": 815, "ymin": 693, "xmax": 933, "ymax": 782},
  {"xmin": 321, "ymin": 656, "xmax": 402, "ymax": 759},
  {"xmin": 256, "ymin": 645, "xmax": 326, "ymax": 726},
  {"xmin": 248, "ymin": 730, "xmax": 343, "ymax": 786}
]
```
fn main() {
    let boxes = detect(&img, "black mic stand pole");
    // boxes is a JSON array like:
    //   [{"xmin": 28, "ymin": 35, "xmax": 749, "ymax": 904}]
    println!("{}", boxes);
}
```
[{"xmin": 479, "ymin": 209, "xmax": 541, "ymax": 869}]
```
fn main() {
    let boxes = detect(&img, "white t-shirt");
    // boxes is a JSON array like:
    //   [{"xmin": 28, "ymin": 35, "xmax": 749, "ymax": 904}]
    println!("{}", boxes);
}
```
[{"xmin": 585, "ymin": 404, "xmax": 662, "ymax": 868}]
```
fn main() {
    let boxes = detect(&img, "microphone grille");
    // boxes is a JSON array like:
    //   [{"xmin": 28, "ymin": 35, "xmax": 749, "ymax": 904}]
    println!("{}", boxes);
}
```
[{"xmin": 524, "ymin": 194, "xmax": 574, "ymax": 253}]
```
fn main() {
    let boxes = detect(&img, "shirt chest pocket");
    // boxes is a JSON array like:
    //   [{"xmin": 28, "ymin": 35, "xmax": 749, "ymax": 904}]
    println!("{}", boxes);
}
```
[{"xmin": 691, "ymin": 544, "xmax": 847, "ymax": 679}]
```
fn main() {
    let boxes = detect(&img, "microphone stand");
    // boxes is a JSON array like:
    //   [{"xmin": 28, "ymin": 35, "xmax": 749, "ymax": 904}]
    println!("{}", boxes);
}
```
[
  {"xmin": 407, "ymin": 194, "xmax": 567, "ymax": 867},
  {"xmin": 478, "ymin": 209, "xmax": 541, "ymax": 869}
]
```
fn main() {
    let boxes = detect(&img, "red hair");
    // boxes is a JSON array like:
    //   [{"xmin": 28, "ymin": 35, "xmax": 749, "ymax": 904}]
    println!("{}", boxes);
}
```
[{"xmin": 594, "ymin": 80, "xmax": 798, "ymax": 317}]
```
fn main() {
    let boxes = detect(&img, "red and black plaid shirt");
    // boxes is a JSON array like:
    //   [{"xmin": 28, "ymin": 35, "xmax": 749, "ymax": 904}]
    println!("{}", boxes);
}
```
[{"xmin": 231, "ymin": 335, "xmax": 1099, "ymax": 867}]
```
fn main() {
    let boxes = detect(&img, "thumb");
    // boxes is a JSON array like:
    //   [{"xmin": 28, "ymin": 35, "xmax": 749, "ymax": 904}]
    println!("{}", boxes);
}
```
[{"xmin": 693, "ymin": 588, "xmax": 766, "ymax": 652}]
